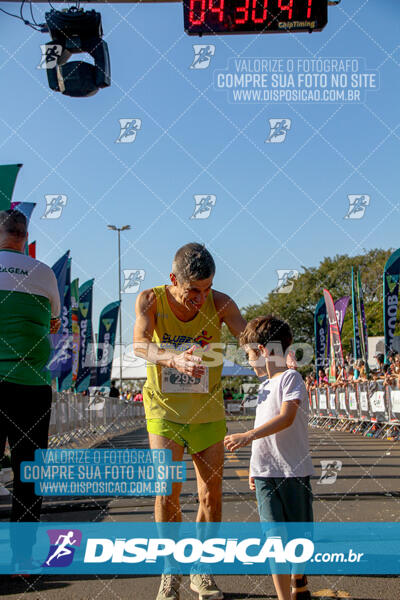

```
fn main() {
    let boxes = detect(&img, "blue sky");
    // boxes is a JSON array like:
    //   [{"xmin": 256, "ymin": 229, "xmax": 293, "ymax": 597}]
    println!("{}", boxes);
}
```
[{"xmin": 0, "ymin": 0, "xmax": 399, "ymax": 345}]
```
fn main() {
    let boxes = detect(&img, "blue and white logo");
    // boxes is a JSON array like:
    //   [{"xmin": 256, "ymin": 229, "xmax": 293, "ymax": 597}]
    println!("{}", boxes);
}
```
[
  {"xmin": 345, "ymin": 195, "xmax": 370, "ymax": 219},
  {"xmin": 122, "ymin": 270, "xmax": 146, "ymax": 293},
  {"xmin": 116, "ymin": 119, "xmax": 142, "ymax": 143},
  {"xmin": 265, "ymin": 119, "xmax": 291, "ymax": 143},
  {"xmin": 42, "ymin": 194, "xmax": 67, "ymax": 219},
  {"xmin": 190, "ymin": 45, "xmax": 215, "ymax": 70},
  {"xmin": 190, "ymin": 195, "xmax": 216, "ymax": 220}
]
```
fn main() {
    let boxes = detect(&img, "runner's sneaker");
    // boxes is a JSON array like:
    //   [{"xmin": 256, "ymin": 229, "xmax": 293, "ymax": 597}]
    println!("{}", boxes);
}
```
[
  {"xmin": 156, "ymin": 574, "xmax": 182, "ymax": 600},
  {"xmin": 190, "ymin": 573, "xmax": 223, "ymax": 599}
]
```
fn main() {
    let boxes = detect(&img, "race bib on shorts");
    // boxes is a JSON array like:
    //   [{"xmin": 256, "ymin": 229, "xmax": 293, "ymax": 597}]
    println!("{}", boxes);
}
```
[{"xmin": 162, "ymin": 367, "xmax": 209, "ymax": 394}]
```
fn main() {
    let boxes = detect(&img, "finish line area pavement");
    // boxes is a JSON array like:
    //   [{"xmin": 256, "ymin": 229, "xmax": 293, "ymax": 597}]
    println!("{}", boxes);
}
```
[{"xmin": 1, "ymin": 420, "xmax": 399, "ymax": 599}]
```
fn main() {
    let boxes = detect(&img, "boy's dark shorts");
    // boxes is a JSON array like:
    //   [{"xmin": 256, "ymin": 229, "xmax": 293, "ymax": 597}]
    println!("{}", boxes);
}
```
[{"xmin": 254, "ymin": 476, "xmax": 313, "ymax": 522}]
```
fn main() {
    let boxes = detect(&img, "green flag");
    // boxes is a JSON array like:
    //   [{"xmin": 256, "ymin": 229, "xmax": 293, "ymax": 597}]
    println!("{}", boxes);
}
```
[{"xmin": 0, "ymin": 164, "xmax": 23, "ymax": 210}]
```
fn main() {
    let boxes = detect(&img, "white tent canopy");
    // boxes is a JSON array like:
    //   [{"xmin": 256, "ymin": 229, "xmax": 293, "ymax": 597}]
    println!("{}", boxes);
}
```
[{"xmin": 111, "ymin": 356, "xmax": 254, "ymax": 380}]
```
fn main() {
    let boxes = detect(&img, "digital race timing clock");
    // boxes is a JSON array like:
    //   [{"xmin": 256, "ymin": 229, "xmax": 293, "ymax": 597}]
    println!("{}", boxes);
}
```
[{"xmin": 184, "ymin": 0, "xmax": 328, "ymax": 36}]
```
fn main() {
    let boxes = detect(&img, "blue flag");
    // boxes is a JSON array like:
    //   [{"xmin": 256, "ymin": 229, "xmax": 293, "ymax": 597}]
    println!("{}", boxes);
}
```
[
  {"xmin": 48, "ymin": 251, "xmax": 70, "ymax": 379},
  {"xmin": 95, "ymin": 301, "xmax": 120, "ymax": 390},
  {"xmin": 57, "ymin": 259, "xmax": 73, "ymax": 391},
  {"xmin": 76, "ymin": 279, "xmax": 95, "ymax": 393},
  {"xmin": 383, "ymin": 248, "xmax": 400, "ymax": 360}
]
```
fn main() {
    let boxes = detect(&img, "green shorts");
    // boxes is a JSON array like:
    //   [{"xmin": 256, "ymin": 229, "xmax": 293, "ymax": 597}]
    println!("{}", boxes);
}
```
[{"xmin": 146, "ymin": 419, "xmax": 227, "ymax": 454}]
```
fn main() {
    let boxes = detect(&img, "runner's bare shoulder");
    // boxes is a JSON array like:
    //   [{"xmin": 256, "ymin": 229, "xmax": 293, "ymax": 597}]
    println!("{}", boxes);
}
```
[
  {"xmin": 135, "ymin": 288, "xmax": 157, "ymax": 317},
  {"xmin": 212, "ymin": 290, "xmax": 235, "ymax": 317}
]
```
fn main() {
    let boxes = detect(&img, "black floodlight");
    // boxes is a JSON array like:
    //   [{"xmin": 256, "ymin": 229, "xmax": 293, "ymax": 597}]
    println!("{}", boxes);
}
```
[{"xmin": 44, "ymin": 7, "xmax": 111, "ymax": 98}]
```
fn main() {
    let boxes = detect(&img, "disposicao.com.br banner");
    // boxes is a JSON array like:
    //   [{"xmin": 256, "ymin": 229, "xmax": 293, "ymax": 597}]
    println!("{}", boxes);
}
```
[{"xmin": 1, "ymin": 523, "xmax": 400, "ymax": 575}]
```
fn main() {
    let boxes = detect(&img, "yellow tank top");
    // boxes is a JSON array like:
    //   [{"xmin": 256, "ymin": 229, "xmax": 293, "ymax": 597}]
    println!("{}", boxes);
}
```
[{"xmin": 143, "ymin": 285, "xmax": 224, "ymax": 424}]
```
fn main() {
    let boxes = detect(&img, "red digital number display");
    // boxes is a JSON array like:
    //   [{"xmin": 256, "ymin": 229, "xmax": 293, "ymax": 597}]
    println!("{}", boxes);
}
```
[{"xmin": 184, "ymin": 0, "xmax": 327, "ymax": 36}]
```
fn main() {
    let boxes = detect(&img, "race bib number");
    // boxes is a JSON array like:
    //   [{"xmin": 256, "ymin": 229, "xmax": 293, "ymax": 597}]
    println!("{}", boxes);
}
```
[
  {"xmin": 360, "ymin": 391, "xmax": 369, "ymax": 412},
  {"xmin": 162, "ymin": 367, "xmax": 209, "ymax": 394}
]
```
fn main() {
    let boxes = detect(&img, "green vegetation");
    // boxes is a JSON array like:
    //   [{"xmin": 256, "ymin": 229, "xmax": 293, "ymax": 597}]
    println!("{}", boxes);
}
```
[{"xmin": 222, "ymin": 249, "xmax": 396, "ymax": 357}]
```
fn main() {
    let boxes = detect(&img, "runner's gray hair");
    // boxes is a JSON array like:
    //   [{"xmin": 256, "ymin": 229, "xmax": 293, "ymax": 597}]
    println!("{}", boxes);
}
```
[
  {"xmin": 172, "ymin": 243, "xmax": 215, "ymax": 283},
  {"xmin": 0, "ymin": 209, "xmax": 27, "ymax": 239}
]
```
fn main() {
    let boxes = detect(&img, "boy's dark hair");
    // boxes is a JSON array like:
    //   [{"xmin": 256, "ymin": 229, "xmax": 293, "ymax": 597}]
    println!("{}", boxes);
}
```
[{"xmin": 239, "ymin": 315, "xmax": 293, "ymax": 354}]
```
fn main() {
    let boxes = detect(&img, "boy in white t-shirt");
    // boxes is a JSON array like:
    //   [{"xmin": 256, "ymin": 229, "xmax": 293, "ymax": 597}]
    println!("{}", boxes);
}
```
[{"xmin": 224, "ymin": 315, "xmax": 314, "ymax": 600}]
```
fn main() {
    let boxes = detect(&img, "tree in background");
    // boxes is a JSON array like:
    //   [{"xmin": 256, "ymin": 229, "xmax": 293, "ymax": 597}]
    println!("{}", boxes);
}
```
[{"xmin": 222, "ymin": 249, "xmax": 395, "ymax": 357}]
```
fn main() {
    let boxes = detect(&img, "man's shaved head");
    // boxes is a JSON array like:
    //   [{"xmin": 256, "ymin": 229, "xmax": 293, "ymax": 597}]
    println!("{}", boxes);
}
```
[{"xmin": 0, "ymin": 209, "xmax": 27, "ymax": 239}]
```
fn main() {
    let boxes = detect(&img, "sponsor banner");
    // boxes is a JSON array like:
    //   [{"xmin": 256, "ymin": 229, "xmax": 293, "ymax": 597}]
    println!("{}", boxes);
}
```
[
  {"xmin": 0, "ymin": 163, "xmax": 22, "ymax": 210},
  {"xmin": 389, "ymin": 388, "xmax": 400, "ymax": 420},
  {"xmin": 323, "ymin": 289, "xmax": 344, "ymax": 382},
  {"xmin": 57, "ymin": 259, "xmax": 73, "ymax": 391},
  {"xmin": 317, "ymin": 389, "xmax": 328, "ymax": 416},
  {"xmin": 76, "ymin": 279, "xmax": 95, "ymax": 393},
  {"xmin": 352, "ymin": 267, "xmax": 362, "ymax": 361},
  {"xmin": 337, "ymin": 386, "xmax": 349, "ymax": 419},
  {"xmin": 369, "ymin": 383, "xmax": 388, "ymax": 422},
  {"xmin": 1, "ymin": 522, "xmax": 400, "ymax": 575},
  {"xmin": 314, "ymin": 296, "xmax": 327, "ymax": 369},
  {"xmin": 357, "ymin": 269, "xmax": 369, "ymax": 369},
  {"xmin": 383, "ymin": 249, "xmax": 400, "ymax": 360},
  {"xmin": 63, "ymin": 278, "xmax": 80, "ymax": 389},
  {"xmin": 328, "ymin": 390, "xmax": 337, "ymax": 417},
  {"xmin": 48, "ymin": 251, "xmax": 70, "ymax": 379},
  {"xmin": 358, "ymin": 383, "xmax": 370, "ymax": 420},
  {"xmin": 95, "ymin": 301, "xmax": 120, "ymax": 389},
  {"xmin": 347, "ymin": 384, "xmax": 359, "ymax": 419},
  {"xmin": 327, "ymin": 296, "xmax": 350, "ymax": 360},
  {"xmin": 335, "ymin": 296, "xmax": 350, "ymax": 333}
]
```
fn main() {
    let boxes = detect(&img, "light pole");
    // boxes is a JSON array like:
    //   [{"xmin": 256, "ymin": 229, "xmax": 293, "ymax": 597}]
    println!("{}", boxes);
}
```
[{"xmin": 108, "ymin": 224, "xmax": 130, "ymax": 394}]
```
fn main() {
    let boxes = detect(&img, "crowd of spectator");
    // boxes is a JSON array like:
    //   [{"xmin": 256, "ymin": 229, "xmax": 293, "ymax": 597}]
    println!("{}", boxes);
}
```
[{"xmin": 305, "ymin": 352, "xmax": 400, "ymax": 391}]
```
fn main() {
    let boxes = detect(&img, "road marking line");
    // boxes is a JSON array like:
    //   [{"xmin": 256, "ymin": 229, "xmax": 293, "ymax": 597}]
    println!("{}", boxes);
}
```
[{"xmin": 235, "ymin": 469, "xmax": 249, "ymax": 479}]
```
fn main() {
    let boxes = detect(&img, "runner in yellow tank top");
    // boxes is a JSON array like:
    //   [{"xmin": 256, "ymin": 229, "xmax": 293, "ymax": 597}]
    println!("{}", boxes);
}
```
[{"xmin": 134, "ymin": 243, "xmax": 246, "ymax": 600}]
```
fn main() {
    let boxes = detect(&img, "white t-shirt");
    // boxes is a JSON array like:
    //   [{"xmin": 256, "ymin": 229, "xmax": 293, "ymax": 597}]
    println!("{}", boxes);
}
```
[{"xmin": 250, "ymin": 369, "xmax": 314, "ymax": 478}]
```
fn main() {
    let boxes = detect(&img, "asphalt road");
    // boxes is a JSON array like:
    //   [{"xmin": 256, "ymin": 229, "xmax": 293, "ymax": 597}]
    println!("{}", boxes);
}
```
[{"xmin": 1, "ymin": 420, "xmax": 399, "ymax": 599}]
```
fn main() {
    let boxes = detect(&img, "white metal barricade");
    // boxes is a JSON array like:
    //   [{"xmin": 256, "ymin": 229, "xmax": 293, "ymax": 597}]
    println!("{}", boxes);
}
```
[
  {"xmin": 47, "ymin": 392, "xmax": 146, "ymax": 448},
  {"xmin": 308, "ymin": 380, "xmax": 400, "ymax": 440}
]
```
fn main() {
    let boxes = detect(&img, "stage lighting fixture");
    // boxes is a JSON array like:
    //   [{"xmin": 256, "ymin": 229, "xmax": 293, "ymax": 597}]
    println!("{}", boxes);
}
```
[{"xmin": 44, "ymin": 7, "xmax": 111, "ymax": 98}]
